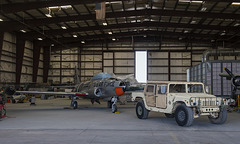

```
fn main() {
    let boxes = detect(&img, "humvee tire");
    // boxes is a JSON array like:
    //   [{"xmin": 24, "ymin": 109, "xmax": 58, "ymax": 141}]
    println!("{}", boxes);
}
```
[
  {"xmin": 165, "ymin": 113, "xmax": 174, "ymax": 118},
  {"xmin": 208, "ymin": 107, "xmax": 227, "ymax": 124},
  {"xmin": 175, "ymin": 104, "xmax": 193, "ymax": 127},
  {"xmin": 136, "ymin": 100, "xmax": 149, "ymax": 119}
]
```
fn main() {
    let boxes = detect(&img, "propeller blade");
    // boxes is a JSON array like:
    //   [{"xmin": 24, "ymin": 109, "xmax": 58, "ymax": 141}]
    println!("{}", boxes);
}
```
[{"xmin": 224, "ymin": 67, "xmax": 234, "ymax": 78}]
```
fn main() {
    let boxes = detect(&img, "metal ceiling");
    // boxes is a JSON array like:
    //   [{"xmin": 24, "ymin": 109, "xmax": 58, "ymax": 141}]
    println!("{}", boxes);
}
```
[{"xmin": 0, "ymin": 0, "xmax": 240, "ymax": 50}]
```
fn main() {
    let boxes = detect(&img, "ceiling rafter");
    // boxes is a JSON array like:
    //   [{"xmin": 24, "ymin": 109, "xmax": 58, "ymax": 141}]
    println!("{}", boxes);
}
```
[
  {"xmin": 0, "ymin": 0, "xmax": 131, "ymax": 14},
  {"xmin": 1, "ymin": 9, "xmax": 240, "ymax": 32},
  {"xmin": 23, "ymin": 21, "xmax": 240, "ymax": 40},
  {"xmin": 39, "ymin": 30, "xmax": 235, "ymax": 47}
]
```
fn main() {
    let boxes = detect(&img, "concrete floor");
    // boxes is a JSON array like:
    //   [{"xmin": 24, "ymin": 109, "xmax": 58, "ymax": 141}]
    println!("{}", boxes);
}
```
[{"xmin": 0, "ymin": 98, "xmax": 240, "ymax": 144}]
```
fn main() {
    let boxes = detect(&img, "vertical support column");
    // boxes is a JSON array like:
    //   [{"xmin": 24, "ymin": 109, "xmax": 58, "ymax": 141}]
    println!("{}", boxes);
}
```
[
  {"xmin": 168, "ymin": 51, "xmax": 171, "ymax": 81},
  {"xmin": 78, "ymin": 47, "xmax": 81, "ymax": 82},
  {"xmin": 0, "ymin": 32, "xmax": 4, "ymax": 59},
  {"xmin": 43, "ymin": 47, "xmax": 50, "ymax": 83},
  {"xmin": 190, "ymin": 42, "xmax": 193, "ymax": 67},
  {"xmin": 146, "ymin": 51, "xmax": 149, "ymax": 81},
  {"xmin": 60, "ymin": 49, "xmax": 62, "ymax": 84},
  {"xmin": 113, "ymin": 52, "xmax": 115, "ymax": 73},
  {"xmin": 16, "ymin": 33, "xmax": 25, "ymax": 84},
  {"xmin": 132, "ymin": 36, "xmax": 134, "ymax": 50},
  {"xmin": 134, "ymin": 51, "xmax": 136, "ymax": 78},
  {"xmin": 32, "ymin": 41, "xmax": 41, "ymax": 82},
  {"xmin": 159, "ymin": 35, "xmax": 162, "ymax": 51}
]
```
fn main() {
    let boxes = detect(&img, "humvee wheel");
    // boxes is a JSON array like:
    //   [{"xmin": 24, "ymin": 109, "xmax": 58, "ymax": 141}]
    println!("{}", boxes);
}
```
[
  {"xmin": 208, "ymin": 107, "xmax": 227, "ymax": 124},
  {"xmin": 175, "ymin": 104, "xmax": 193, "ymax": 127},
  {"xmin": 136, "ymin": 100, "xmax": 149, "ymax": 119},
  {"xmin": 165, "ymin": 113, "xmax": 174, "ymax": 118}
]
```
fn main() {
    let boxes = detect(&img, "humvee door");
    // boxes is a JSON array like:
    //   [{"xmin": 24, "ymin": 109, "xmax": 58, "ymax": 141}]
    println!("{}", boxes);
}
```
[
  {"xmin": 156, "ymin": 84, "xmax": 167, "ymax": 108},
  {"xmin": 145, "ymin": 84, "xmax": 156, "ymax": 107}
]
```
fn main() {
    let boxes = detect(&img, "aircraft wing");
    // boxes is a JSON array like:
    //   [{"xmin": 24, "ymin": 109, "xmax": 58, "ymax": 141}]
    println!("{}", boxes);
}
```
[
  {"xmin": 219, "ymin": 73, "xmax": 240, "ymax": 80},
  {"xmin": 15, "ymin": 91, "xmax": 88, "ymax": 96}
]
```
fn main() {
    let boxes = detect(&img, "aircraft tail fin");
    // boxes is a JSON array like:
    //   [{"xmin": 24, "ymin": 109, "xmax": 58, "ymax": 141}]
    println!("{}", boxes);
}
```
[{"xmin": 74, "ymin": 66, "xmax": 81, "ymax": 84}]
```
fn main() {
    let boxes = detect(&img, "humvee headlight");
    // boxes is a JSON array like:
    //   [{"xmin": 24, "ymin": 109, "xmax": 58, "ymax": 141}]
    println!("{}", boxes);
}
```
[{"xmin": 216, "ymin": 100, "xmax": 219, "ymax": 105}]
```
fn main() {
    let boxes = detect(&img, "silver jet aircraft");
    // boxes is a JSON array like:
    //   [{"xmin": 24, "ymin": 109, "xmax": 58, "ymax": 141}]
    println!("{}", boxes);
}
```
[{"xmin": 4, "ymin": 68, "xmax": 127, "ymax": 113}]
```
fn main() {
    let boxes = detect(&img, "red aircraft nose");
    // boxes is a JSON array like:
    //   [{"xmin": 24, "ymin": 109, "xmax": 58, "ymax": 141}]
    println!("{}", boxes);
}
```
[{"xmin": 115, "ymin": 88, "xmax": 124, "ymax": 96}]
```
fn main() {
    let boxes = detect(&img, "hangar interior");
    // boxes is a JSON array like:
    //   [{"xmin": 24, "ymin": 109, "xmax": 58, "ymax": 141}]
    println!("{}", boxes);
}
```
[{"xmin": 0, "ymin": 0, "xmax": 240, "ymax": 144}]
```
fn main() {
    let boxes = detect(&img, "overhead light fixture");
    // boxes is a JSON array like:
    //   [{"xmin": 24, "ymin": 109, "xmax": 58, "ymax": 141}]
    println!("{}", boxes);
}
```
[
  {"xmin": 220, "ymin": 33, "xmax": 226, "ymax": 36},
  {"xmin": 103, "ymin": 22, "xmax": 107, "ymax": 26},
  {"xmin": 60, "ymin": 5, "xmax": 72, "ymax": 9},
  {"xmin": 201, "ymin": 7, "xmax": 207, "ymax": 11},
  {"xmin": 51, "ymin": 44, "xmax": 54, "ymax": 46},
  {"xmin": 232, "ymin": 2, "xmax": 240, "ymax": 5},
  {"xmin": 179, "ymin": 0, "xmax": 204, "ymax": 3},
  {"xmin": 179, "ymin": 0, "xmax": 191, "ymax": 2},
  {"xmin": 37, "ymin": 38, "xmax": 43, "ymax": 41},
  {"xmin": 61, "ymin": 26, "xmax": 67, "ymax": 29},
  {"xmin": 81, "ymin": 41, "xmax": 85, "ymax": 44},
  {"xmin": 49, "ymin": 5, "xmax": 72, "ymax": 9},
  {"xmin": 211, "ymin": 40, "xmax": 215, "ymax": 42},
  {"xmin": 184, "ymin": 30, "xmax": 189, "ymax": 33},
  {"xmin": 73, "ymin": 35, "xmax": 78, "ymax": 37},
  {"xmin": 0, "ymin": 19, "xmax": 3, "ymax": 21},
  {"xmin": 112, "ymin": 38, "xmax": 116, "ymax": 41},
  {"xmin": 45, "ymin": 14, "xmax": 52, "ymax": 17},
  {"xmin": 190, "ymin": 21, "xmax": 196, "ymax": 24},
  {"xmin": 179, "ymin": 37, "xmax": 182, "ymax": 40},
  {"xmin": 105, "ymin": 1, "xmax": 122, "ymax": 4},
  {"xmin": 192, "ymin": 1, "xmax": 204, "ymax": 3},
  {"xmin": 108, "ymin": 32, "xmax": 112, "ymax": 34},
  {"xmin": 234, "ymin": 23, "xmax": 240, "ymax": 26},
  {"xmin": 20, "ymin": 30, "xmax": 26, "ymax": 33},
  {"xmin": 143, "ymin": 35, "xmax": 147, "ymax": 37}
]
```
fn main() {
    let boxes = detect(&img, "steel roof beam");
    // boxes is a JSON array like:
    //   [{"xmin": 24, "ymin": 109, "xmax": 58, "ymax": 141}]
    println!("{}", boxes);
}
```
[
  {"xmin": 1, "ymin": 0, "xmax": 129, "ymax": 14},
  {"xmin": 23, "ymin": 21, "xmax": 238, "ymax": 40},
  {"xmin": 1, "ymin": 9, "xmax": 240, "ymax": 32}
]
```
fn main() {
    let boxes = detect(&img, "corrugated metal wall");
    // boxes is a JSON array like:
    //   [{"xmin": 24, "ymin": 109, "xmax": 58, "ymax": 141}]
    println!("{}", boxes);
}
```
[
  {"xmin": 189, "ymin": 60, "xmax": 240, "ymax": 96},
  {"xmin": 0, "ymin": 32, "xmax": 44, "ymax": 84},
  {"xmin": 49, "ymin": 50, "xmax": 203, "ymax": 83}
]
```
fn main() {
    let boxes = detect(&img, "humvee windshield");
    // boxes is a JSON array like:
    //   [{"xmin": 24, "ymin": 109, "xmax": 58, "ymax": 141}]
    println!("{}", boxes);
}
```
[
  {"xmin": 187, "ymin": 84, "xmax": 204, "ymax": 93},
  {"xmin": 169, "ymin": 84, "xmax": 186, "ymax": 93}
]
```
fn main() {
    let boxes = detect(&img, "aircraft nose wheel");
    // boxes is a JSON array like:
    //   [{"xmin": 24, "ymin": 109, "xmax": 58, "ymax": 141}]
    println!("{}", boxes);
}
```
[
  {"xmin": 112, "ymin": 104, "xmax": 117, "ymax": 113},
  {"xmin": 111, "ymin": 97, "xmax": 118, "ymax": 113},
  {"xmin": 73, "ymin": 101, "xmax": 78, "ymax": 109}
]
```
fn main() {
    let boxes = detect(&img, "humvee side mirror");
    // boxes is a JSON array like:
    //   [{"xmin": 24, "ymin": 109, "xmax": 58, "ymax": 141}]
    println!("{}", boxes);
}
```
[{"xmin": 205, "ymin": 86, "xmax": 209, "ymax": 94}]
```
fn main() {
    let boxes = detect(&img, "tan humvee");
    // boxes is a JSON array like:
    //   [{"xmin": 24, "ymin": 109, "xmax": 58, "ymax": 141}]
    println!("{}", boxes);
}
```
[{"xmin": 133, "ymin": 81, "xmax": 227, "ymax": 127}]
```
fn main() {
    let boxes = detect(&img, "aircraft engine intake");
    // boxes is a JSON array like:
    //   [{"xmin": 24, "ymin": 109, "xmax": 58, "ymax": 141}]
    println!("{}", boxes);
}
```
[
  {"xmin": 94, "ymin": 88, "xmax": 102, "ymax": 97},
  {"xmin": 115, "ymin": 88, "xmax": 124, "ymax": 96}
]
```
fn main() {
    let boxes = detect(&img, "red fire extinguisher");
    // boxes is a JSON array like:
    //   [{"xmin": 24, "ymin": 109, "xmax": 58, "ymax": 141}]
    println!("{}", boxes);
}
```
[{"xmin": 0, "ymin": 96, "xmax": 6, "ymax": 119}]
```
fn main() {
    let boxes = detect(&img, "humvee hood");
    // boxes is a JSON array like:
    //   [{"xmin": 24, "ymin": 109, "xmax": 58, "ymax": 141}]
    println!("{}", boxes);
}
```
[{"xmin": 169, "ymin": 93, "xmax": 216, "ymax": 98}]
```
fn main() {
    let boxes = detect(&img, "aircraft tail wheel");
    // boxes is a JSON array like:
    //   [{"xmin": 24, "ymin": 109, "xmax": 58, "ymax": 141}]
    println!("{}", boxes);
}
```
[
  {"xmin": 112, "ymin": 104, "xmax": 117, "ymax": 113},
  {"xmin": 73, "ymin": 101, "xmax": 78, "ymax": 109}
]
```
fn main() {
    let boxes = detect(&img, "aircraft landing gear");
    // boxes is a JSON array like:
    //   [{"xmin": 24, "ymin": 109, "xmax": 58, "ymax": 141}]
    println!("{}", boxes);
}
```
[
  {"xmin": 111, "ymin": 97, "xmax": 118, "ymax": 113},
  {"xmin": 70, "ymin": 96, "xmax": 78, "ymax": 109},
  {"xmin": 107, "ymin": 101, "xmax": 113, "ymax": 108}
]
